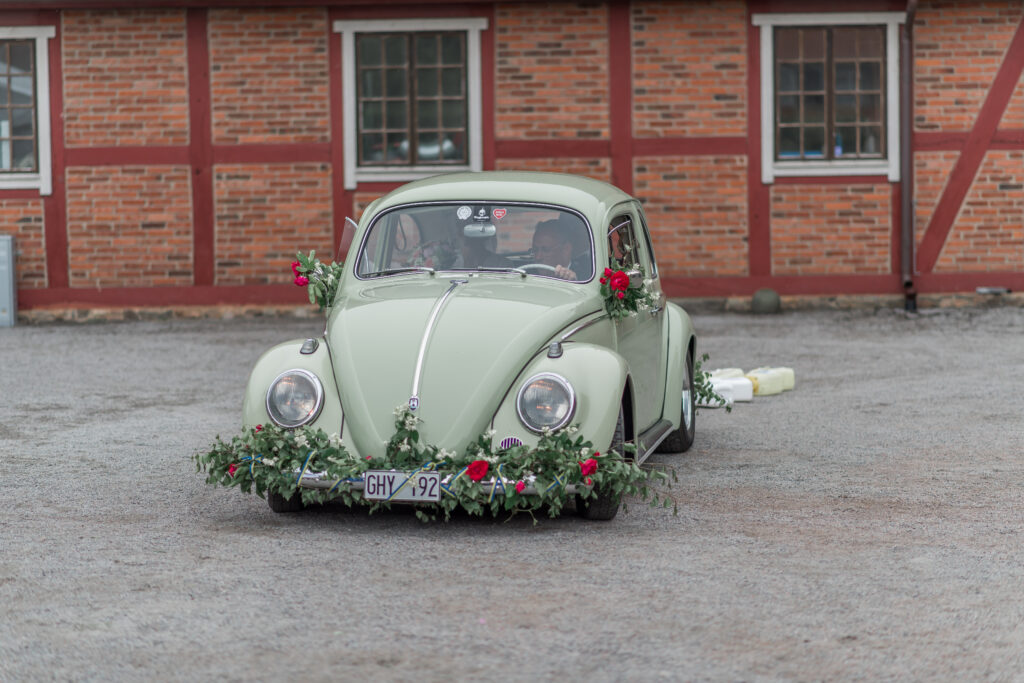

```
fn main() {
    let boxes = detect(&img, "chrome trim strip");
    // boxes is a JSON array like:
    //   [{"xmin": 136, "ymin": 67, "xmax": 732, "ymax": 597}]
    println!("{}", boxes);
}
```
[
  {"xmin": 410, "ymin": 279, "xmax": 468, "ymax": 409},
  {"xmin": 636, "ymin": 419, "xmax": 673, "ymax": 463},
  {"xmin": 559, "ymin": 311, "xmax": 608, "ymax": 342}
]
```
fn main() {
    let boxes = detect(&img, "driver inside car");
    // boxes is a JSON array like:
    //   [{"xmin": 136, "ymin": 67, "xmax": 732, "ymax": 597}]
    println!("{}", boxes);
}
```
[{"xmin": 531, "ymin": 218, "xmax": 591, "ymax": 281}]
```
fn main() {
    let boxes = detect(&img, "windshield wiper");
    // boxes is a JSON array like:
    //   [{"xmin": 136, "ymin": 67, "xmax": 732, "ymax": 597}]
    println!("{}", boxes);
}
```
[
  {"xmin": 363, "ymin": 266, "xmax": 436, "ymax": 277},
  {"xmin": 476, "ymin": 266, "xmax": 527, "ymax": 278}
]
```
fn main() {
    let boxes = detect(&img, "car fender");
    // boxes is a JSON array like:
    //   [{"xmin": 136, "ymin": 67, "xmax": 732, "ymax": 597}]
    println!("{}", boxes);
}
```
[
  {"xmin": 491, "ymin": 342, "xmax": 629, "ymax": 454},
  {"xmin": 241, "ymin": 338, "xmax": 344, "ymax": 435},
  {"xmin": 662, "ymin": 302, "xmax": 696, "ymax": 431}
]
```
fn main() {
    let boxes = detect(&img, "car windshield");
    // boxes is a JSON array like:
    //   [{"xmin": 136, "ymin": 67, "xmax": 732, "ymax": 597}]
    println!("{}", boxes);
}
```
[{"xmin": 356, "ymin": 203, "xmax": 594, "ymax": 282}]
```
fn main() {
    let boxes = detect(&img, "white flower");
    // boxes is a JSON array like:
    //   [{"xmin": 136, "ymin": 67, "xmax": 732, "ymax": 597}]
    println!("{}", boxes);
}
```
[
  {"xmin": 404, "ymin": 415, "xmax": 418, "ymax": 430},
  {"xmin": 643, "ymin": 278, "xmax": 653, "ymax": 288},
  {"xmin": 295, "ymin": 434, "xmax": 309, "ymax": 448},
  {"xmin": 393, "ymin": 405, "xmax": 407, "ymax": 417},
  {"xmin": 541, "ymin": 426, "xmax": 551, "ymax": 436},
  {"xmin": 398, "ymin": 440, "xmax": 411, "ymax": 453},
  {"xmin": 568, "ymin": 425, "xmax": 579, "ymax": 435},
  {"xmin": 328, "ymin": 433, "xmax": 342, "ymax": 447},
  {"xmin": 485, "ymin": 429, "xmax": 496, "ymax": 439},
  {"xmin": 580, "ymin": 447, "xmax": 591, "ymax": 457}
]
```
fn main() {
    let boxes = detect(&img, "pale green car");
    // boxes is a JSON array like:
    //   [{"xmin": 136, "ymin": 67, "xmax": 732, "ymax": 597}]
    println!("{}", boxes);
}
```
[{"xmin": 243, "ymin": 171, "xmax": 697, "ymax": 519}]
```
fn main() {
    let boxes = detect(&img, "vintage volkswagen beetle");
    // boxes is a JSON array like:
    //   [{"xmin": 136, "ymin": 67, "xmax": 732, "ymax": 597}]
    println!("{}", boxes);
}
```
[{"xmin": 244, "ymin": 171, "xmax": 697, "ymax": 519}]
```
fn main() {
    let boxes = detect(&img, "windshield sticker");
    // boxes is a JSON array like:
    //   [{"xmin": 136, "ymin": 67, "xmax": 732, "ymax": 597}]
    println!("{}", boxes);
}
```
[
  {"xmin": 492, "ymin": 208, "xmax": 507, "ymax": 220},
  {"xmin": 473, "ymin": 208, "xmax": 488, "ymax": 221},
  {"xmin": 456, "ymin": 206, "xmax": 472, "ymax": 221}
]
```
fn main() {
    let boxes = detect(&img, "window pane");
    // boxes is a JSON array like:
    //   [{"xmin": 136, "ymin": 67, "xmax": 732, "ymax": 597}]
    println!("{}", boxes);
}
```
[
  {"xmin": 358, "ymin": 36, "xmax": 381, "ymax": 67},
  {"xmin": 384, "ymin": 35, "xmax": 407, "ymax": 66},
  {"xmin": 441, "ymin": 34, "xmax": 462, "ymax": 64},
  {"xmin": 416, "ymin": 67, "xmax": 439, "ymax": 97},
  {"xmin": 862, "ymin": 127, "xmax": 882, "ymax": 155},
  {"xmin": 0, "ymin": 140, "xmax": 8, "ymax": 170},
  {"xmin": 415, "ymin": 34, "xmax": 438, "ymax": 64},
  {"xmin": 441, "ymin": 68, "xmax": 462, "ymax": 97},
  {"xmin": 802, "ymin": 29, "xmax": 825, "ymax": 60},
  {"xmin": 860, "ymin": 94, "xmax": 880, "ymax": 122},
  {"xmin": 835, "ymin": 94, "xmax": 857, "ymax": 122},
  {"xmin": 834, "ymin": 29, "xmax": 857, "ymax": 59},
  {"xmin": 361, "ymin": 101, "xmax": 382, "ymax": 129},
  {"xmin": 0, "ymin": 80, "xmax": 7, "ymax": 106},
  {"xmin": 11, "ymin": 107, "xmax": 32, "ymax": 137},
  {"xmin": 442, "ymin": 100, "xmax": 464, "ymax": 128},
  {"xmin": 417, "ymin": 132, "xmax": 439, "ymax": 161},
  {"xmin": 835, "ymin": 62, "xmax": 856, "ymax": 91},
  {"xmin": 10, "ymin": 76, "xmax": 32, "ymax": 105},
  {"xmin": 386, "ymin": 102, "xmax": 407, "ymax": 129},
  {"xmin": 442, "ymin": 133, "xmax": 464, "ymax": 160},
  {"xmin": 779, "ymin": 63, "xmax": 800, "ymax": 92},
  {"xmin": 361, "ymin": 70, "xmax": 381, "ymax": 98},
  {"xmin": 803, "ymin": 63, "xmax": 824, "ymax": 91},
  {"xmin": 12, "ymin": 138, "xmax": 33, "ymax": 170},
  {"xmin": 361, "ymin": 133, "xmax": 384, "ymax": 163},
  {"xmin": 779, "ymin": 94, "xmax": 799, "ymax": 123},
  {"xmin": 10, "ymin": 43, "xmax": 31, "ymax": 74},
  {"xmin": 859, "ymin": 28, "xmax": 884, "ymax": 58},
  {"xmin": 386, "ymin": 132, "xmax": 409, "ymax": 162},
  {"xmin": 804, "ymin": 127, "xmax": 825, "ymax": 157},
  {"xmin": 417, "ymin": 100, "xmax": 438, "ymax": 129},
  {"xmin": 385, "ymin": 69, "xmax": 407, "ymax": 98},
  {"xmin": 860, "ymin": 62, "xmax": 881, "ymax": 90},
  {"xmin": 804, "ymin": 94, "xmax": 824, "ymax": 123},
  {"xmin": 776, "ymin": 29, "xmax": 799, "ymax": 60},
  {"xmin": 779, "ymin": 127, "xmax": 800, "ymax": 157},
  {"xmin": 835, "ymin": 126, "xmax": 856, "ymax": 157}
]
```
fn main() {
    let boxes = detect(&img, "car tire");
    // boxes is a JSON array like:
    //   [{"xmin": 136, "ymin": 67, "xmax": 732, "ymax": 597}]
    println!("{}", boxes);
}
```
[
  {"xmin": 267, "ymin": 490, "xmax": 304, "ymax": 513},
  {"xmin": 656, "ymin": 349, "xmax": 696, "ymax": 453},
  {"xmin": 576, "ymin": 407, "xmax": 624, "ymax": 521}
]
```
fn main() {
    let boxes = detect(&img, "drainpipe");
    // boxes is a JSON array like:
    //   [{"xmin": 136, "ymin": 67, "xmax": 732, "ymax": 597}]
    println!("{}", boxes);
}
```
[{"xmin": 901, "ymin": 0, "xmax": 918, "ymax": 311}]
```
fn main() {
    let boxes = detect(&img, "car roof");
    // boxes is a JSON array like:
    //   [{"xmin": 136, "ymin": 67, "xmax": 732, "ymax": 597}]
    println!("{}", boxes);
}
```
[{"xmin": 369, "ymin": 171, "xmax": 635, "ymax": 218}]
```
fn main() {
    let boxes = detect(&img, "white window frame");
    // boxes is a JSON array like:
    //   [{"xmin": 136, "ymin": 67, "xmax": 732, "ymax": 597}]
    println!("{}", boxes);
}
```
[
  {"xmin": 752, "ymin": 12, "xmax": 903, "ymax": 184},
  {"xmin": 0, "ymin": 26, "xmax": 54, "ymax": 195},
  {"xmin": 333, "ymin": 18, "xmax": 487, "ymax": 190}
]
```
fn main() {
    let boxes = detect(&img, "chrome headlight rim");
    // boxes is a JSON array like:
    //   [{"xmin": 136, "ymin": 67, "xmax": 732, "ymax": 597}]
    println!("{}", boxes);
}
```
[
  {"xmin": 515, "ymin": 372, "xmax": 576, "ymax": 434},
  {"xmin": 265, "ymin": 369, "xmax": 325, "ymax": 429}
]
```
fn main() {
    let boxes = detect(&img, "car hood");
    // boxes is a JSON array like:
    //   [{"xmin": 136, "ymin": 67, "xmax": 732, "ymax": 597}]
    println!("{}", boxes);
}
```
[{"xmin": 327, "ymin": 275, "xmax": 596, "ymax": 456}]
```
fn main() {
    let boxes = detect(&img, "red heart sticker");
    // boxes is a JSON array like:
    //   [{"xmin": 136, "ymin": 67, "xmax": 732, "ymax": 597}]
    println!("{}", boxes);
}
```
[{"xmin": 492, "ymin": 208, "xmax": 507, "ymax": 220}]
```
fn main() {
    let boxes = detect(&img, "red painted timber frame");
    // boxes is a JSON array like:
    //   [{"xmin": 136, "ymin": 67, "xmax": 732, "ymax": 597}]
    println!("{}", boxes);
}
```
[{"xmin": 10, "ymin": 2, "xmax": 1024, "ymax": 309}]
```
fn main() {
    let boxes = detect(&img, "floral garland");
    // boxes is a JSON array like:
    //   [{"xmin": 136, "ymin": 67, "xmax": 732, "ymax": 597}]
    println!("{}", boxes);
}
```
[
  {"xmin": 292, "ymin": 250, "xmax": 345, "ymax": 310},
  {"xmin": 193, "ymin": 406, "xmax": 676, "ymax": 522},
  {"xmin": 599, "ymin": 267, "xmax": 659, "ymax": 320}
]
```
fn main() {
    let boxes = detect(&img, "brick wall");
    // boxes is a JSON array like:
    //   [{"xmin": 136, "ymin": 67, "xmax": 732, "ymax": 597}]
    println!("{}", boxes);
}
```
[
  {"xmin": 933, "ymin": 151, "xmax": 1024, "ymax": 272},
  {"xmin": 633, "ymin": 156, "xmax": 748, "ymax": 278},
  {"xmin": 62, "ymin": 10, "xmax": 189, "ymax": 147},
  {"xmin": 1003, "ymin": 73, "xmax": 1024, "ymax": 129},
  {"xmin": 495, "ymin": 157, "xmax": 612, "ymax": 182},
  {"xmin": 209, "ymin": 9, "xmax": 330, "ymax": 144},
  {"xmin": 495, "ymin": 3, "xmax": 609, "ymax": 139},
  {"xmin": 0, "ymin": 201, "xmax": 46, "ymax": 289},
  {"xmin": 214, "ymin": 164, "xmax": 333, "ymax": 285},
  {"xmin": 913, "ymin": 151, "xmax": 958, "ymax": 245},
  {"xmin": 632, "ymin": 0, "xmax": 746, "ymax": 137},
  {"xmin": 66, "ymin": 167, "xmax": 193, "ymax": 287},
  {"xmin": 914, "ymin": 0, "xmax": 1023, "ymax": 132},
  {"xmin": 771, "ymin": 184, "xmax": 891, "ymax": 276}
]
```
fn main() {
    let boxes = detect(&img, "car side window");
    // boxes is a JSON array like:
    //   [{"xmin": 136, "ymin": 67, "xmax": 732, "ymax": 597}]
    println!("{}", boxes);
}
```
[
  {"xmin": 607, "ymin": 214, "xmax": 639, "ymax": 271},
  {"xmin": 632, "ymin": 206, "xmax": 658, "ymax": 279}
]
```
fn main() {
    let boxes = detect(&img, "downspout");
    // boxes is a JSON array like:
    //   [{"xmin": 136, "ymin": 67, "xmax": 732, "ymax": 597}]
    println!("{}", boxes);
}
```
[{"xmin": 901, "ymin": 0, "xmax": 919, "ymax": 311}]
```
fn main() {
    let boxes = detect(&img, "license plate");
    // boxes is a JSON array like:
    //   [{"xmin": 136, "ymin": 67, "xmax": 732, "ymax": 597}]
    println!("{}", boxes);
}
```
[{"xmin": 362, "ymin": 470, "xmax": 441, "ymax": 502}]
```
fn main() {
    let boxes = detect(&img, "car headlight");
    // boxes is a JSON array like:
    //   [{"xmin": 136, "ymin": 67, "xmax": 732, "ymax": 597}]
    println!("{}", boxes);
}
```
[
  {"xmin": 266, "ymin": 369, "xmax": 324, "ymax": 428},
  {"xmin": 516, "ymin": 373, "xmax": 575, "ymax": 433}
]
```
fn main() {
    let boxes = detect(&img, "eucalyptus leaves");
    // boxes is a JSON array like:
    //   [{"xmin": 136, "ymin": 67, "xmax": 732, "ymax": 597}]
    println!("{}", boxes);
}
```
[{"xmin": 194, "ymin": 406, "xmax": 677, "ymax": 522}]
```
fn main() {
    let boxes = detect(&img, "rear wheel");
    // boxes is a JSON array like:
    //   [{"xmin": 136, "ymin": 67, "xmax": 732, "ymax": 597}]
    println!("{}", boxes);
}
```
[
  {"xmin": 576, "ymin": 407, "xmax": 624, "ymax": 521},
  {"xmin": 656, "ymin": 349, "xmax": 696, "ymax": 453},
  {"xmin": 267, "ymin": 490, "xmax": 304, "ymax": 513}
]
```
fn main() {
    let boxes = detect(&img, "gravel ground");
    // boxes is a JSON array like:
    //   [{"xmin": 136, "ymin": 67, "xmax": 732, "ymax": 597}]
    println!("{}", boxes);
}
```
[{"xmin": 2, "ymin": 307, "xmax": 1024, "ymax": 682}]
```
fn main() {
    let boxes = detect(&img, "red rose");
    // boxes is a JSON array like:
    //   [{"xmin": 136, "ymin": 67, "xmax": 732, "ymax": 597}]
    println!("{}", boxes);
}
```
[
  {"xmin": 228, "ymin": 463, "xmax": 237, "ymax": 477},
  {"xmin": 579, "ymin": 458, "xmax": 598, "ymax": 476},
  {"xmin": 466, "ymin": 460, "xmax": 489, "ymax": 482},
  {"xmin": 616, "ymin": 291, "xmax": 625, "ymax": 299},
  {"xmin": 604, "ymin": 267, "xmax": 613, "ymax": 277},
  {"xmin": 294, "ymin": 275, "xmax": 309, "ymax": 287},
  {"xmin": 585, "ymin": 477, "xmax": 592, "ymax": 486},
  {"xmin": 610, "ymin": 270, "xmax": 630, "ymax": 291},
  {"xmin": 255, "ymin": 424, "xmax": 263, "ymax": 433},
  {"xmin": 291, "ymin": 260, "xmax": 300, "ymax": 275},
  {"xmin": 599, "ymin": 277, "xmax": 607, "ymax": 284},
  {"xmin": 515, "ymin": 480, "xmax": 525, "ymax": 493}
]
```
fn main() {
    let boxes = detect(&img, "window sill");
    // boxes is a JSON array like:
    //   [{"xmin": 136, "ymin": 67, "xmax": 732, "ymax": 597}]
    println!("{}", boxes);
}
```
[
  {"xmin": 770, "ymin": 160, "xmax": 894, "ymax": 182},
  {"xmin": 0, "ymin": 173, "xmax": 50, "ymax": 195}
]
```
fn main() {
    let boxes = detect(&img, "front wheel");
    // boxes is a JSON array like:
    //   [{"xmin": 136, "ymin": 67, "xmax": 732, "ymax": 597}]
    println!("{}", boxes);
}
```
[
  {"xmin": 656, "ymin": 349, "xmax": 696, "ymax": 453},
  {"xmin": 576, "ymin": 407, "xmax": 624, "ymax": 521},
  {"xmin": 267, "ymin": 490, "xmax": 304, "ymax": 513}
]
